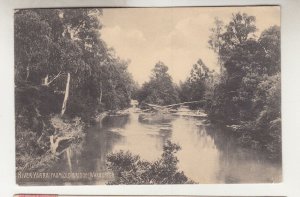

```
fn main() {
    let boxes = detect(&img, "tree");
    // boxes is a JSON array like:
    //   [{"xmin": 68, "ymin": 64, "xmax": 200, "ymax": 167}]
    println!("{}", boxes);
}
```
[
  {"xmin": 206, "ymin": 13, "xmax": 281, "ymax": 160},
  {"xmin": 258, "ymin": 25, "xmax": 281, "ymax": 75},
  {"xmin": 208, "ymin": 17, "xmax": 225, "ymax": 73},
  {"xmin": 209, "ymin": 13, "xmax": 257, "ymax": 65},
  {"xmin": 253, "ymin": 73, "xmax": 281, "ymax": 158},
  {"xmin": 222, "ymin": 13, "xmax": 256, "ymax": 48},
  {"xmin": 106, "ymin": 141, "xmax": 193, "ymax": 184},
  {"xmin": 179, "ymin": 59, "xmax": 215, "ymax": 109},
  {"xmin": 15, "ymin": 8, "xmax": 136, "ymax": 173},
  {"xmin": 14, "ymin": 10, "xmax": 54, "ymax": 84},
  {"xmin": 207, "ymin": 12, "xmax": 260, "ymax": 122},
  {"xmin": 137, "ymin": 62, "xmax": 180, "ymax": 105}
]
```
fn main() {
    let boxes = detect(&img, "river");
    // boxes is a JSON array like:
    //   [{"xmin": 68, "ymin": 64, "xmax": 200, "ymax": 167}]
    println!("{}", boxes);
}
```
[{"xmin": 54, "ymin": 106, "xmax": 281, "ymax": 184}]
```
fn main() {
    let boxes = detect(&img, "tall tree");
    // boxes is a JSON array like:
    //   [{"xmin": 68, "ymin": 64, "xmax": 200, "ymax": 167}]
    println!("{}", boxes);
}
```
[
  {"xmin": 15, "ymin": 8, "xmax": 137, "ymax": 171},
  {"xmin": 208, "ymin": 18, "xmax": 225, "ymax": 73},
  {"xmin": 207, "ymin": 13, "xmax": 281, "ymax": 159},
  {"xmin": 15, "ymin": 10, "xmax": 54, "ymax": 84},
  {"xmin": 258, "ymin": 25, "xmax": 281, "ymax": 75},
  {"xmin": 138, "ymin": 62, "xmax": 179, "ymax": 105},
  {"xmin": 179, "ymin": 59, "xmax": 214, "ymax": 107}
]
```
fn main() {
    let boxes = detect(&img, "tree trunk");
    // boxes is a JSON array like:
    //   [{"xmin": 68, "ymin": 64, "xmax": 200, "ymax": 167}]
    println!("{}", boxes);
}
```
[
  {"xmin": 43, "ymin": 74, "xmax": 49, "ymax": 86},
  {"xmin": 61, "ymin": 73, "xmax": 70, "ymax": 116},
  {"xmin": 66, "ymin": 148, "xmax": 72, "ymax": 172},
  {"xmin": 99, "ymin": 82, "xmax": 103, "ymax": 103},
  {"xmin": 49, "ymin": 134, "xmax": 74, "ymax": 155},
  {"xmin": 26, "ymin": 66, "xmax": 30, "ymax": 81}
]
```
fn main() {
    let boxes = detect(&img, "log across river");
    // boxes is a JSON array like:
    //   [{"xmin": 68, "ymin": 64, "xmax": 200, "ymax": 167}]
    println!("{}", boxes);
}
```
[{"xmin": 52, "ymin": 106, "xmax": 281, "ymax": 184}]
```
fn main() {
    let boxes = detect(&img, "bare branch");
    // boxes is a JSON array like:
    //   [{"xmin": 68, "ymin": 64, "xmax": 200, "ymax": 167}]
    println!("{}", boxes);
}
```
[{"xmin": 44, "ymin": 71, "xmax": 62, "ymax": 86}]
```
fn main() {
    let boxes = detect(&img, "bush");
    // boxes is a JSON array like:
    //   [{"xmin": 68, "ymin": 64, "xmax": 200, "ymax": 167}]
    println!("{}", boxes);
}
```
[
  {"xmin": 16, "ymin": 114, "xmax": 85, "ymax": 172},
  {"xmin": 106, "ymin": 140, "xmax": 194, "ymax": 184}
]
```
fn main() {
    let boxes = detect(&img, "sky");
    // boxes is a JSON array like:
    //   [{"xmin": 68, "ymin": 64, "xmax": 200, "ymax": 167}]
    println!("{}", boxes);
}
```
[{"xmin": 100, "ymin": 6, "xmax": 280, "ymax": 84}]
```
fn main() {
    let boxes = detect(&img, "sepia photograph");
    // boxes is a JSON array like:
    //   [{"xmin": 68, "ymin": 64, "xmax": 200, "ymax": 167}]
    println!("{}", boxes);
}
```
[{"xmin": 15, "ymin": 6, "xmax": 281, "ymax": 185}]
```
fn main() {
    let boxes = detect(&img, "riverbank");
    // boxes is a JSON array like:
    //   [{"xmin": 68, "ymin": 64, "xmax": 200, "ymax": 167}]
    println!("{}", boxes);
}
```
[
  {"xmin": 17, "ymin": 108, "xmax": 130, "ymax": 172},
  {"xmin": 16, "ymin": 114, "xmax": 87, "ymax": 175},
  {"xmin": 16, "ymin": 105, "xmax": 282, "ymax": 184},
  {"xmin": 96, "ymin": 107, "xmax": 281, "ymax": 183},
  {"xmin": 206, "ymin": 113, "xmax": 282, "ymax": 162}
]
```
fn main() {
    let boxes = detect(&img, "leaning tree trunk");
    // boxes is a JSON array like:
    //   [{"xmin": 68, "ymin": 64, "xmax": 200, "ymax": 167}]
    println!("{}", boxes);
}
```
[
  {"xmin": 61, "ymin": 73, "xmax": 70, "ymax": 116},
  {"xmin": 66, "ymin": 147, "xmax": 72, "ymax": 172}
]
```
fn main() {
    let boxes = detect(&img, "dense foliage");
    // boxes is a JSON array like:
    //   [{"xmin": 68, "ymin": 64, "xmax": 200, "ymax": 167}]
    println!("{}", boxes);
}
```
[
  {"xmin": 15, "ymin": 9, "xmax": 135, "ymax": 171},
  {"xmin": 106, "ymin": 141, "xmax": 193, "ymax": 184},
  {"xmin": 206, "ymin": 13, "xmax": 281, "ymax": 159},
  {"xmin": 179, "ymin": 59, "xmax": 216, "ymax": 109},
  {"xmin": 137, "ymin": 62, "xmax": 180, "ymax": 105}
]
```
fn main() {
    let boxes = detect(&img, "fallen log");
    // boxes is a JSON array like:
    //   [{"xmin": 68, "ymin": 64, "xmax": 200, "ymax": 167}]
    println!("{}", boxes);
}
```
[
  {"xmin": 144, "ymin": 100, "xmax": 206, "ymax": 111},
  {"xmin": 49, "ymin": 135, "xmax": 74, "ymax": 155}
]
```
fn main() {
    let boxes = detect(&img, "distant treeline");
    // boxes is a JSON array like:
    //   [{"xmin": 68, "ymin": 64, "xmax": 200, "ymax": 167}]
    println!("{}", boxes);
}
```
[
  {"xmin": 137, "ymin": 13, "xmax": 281, "ymax": 160},
  {"xmin": 15, "ymin": 9, "xmax": 137, "ymax": 171}
]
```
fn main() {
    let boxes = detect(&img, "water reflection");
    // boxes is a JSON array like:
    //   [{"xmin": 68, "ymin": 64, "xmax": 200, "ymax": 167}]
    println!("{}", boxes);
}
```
[
  {"xmin": 172, "ymin": 117, "xmax": 220, "ymax": 183},
  {"xmin": 57, "ymin": 107, "xmax": 281, "ymax": 184}
]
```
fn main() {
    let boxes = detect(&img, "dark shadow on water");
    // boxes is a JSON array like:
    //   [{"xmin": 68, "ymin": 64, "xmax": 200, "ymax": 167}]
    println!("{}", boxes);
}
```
[
  {"xmin": 102, "ymin": 114, "xmax": 130, "ymax": 128},
  {"xmin": 36, "ymin": 109, "xmax": 281, "ymax": 185}
]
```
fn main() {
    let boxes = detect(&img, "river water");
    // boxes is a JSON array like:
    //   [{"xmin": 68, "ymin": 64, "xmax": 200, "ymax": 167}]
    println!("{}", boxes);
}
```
[{"xmin": 56, "ymin": 106, "xmax": 281, "ymax": 184}]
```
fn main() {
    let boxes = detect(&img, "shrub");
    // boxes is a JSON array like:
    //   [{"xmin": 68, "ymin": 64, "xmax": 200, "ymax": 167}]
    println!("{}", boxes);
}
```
[{"xmin": 106, "ymin": 140, "xmax": 194, "ymax": 184}]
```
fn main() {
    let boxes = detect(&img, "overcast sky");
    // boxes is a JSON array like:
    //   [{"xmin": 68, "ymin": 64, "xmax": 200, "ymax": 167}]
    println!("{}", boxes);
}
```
[{"xmin": 100, "ymin": 6, "xmax": 280, "ymax": 84}]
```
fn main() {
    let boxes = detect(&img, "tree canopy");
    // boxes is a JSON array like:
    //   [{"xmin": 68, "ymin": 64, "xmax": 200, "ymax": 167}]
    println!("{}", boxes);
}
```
[
  {"xmin": 206, "ymin": 12, "xmax": 281, "ymax": 159},
  {"xmin": 15, "ymin": 8, "xmax": 136, "ymax": 172},
  {"xmin": 137, "ymin": 62, "xmax": 180, "ymax": 106}
]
